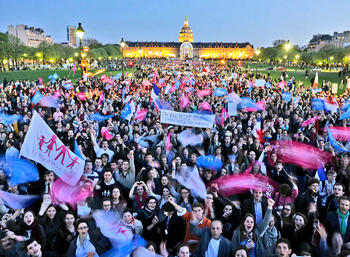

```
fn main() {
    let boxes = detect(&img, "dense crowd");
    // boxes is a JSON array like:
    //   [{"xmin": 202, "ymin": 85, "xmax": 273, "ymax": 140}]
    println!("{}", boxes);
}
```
[{"xmin": 0, "ymin": 59, "xmax": 350, "ymax": 257}]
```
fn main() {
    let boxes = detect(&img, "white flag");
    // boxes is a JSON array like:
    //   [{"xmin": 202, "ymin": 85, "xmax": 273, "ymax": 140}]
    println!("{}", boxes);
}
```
[{"xmin": 20, "ymin": 111, "xmax": 84, "ymax": 185}]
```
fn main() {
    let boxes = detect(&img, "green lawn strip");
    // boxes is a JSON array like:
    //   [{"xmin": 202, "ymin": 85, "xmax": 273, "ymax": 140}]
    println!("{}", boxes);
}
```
[{"xmin": 0, "ymin": 69, "xmax": 136, "ymax": 83}]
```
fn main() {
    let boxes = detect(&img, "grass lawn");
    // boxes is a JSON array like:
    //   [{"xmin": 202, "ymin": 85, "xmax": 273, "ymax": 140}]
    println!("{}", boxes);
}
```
[
  {"xmin": 248, "ymin": 64, "xmax": 347, "ymax": 94},
  {"xmin": 0, "ymin": 69, "xmax": 136, "ymax": 83}
]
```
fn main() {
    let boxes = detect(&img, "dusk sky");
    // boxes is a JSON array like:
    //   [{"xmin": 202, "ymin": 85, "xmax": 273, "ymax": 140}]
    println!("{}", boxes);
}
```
[{"xmin": 1, "ymin": 0, "xmax": 349, "ymax": 48}]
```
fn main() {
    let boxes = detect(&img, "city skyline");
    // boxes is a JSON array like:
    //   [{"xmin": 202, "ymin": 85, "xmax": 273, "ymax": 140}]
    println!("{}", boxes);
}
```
[{"xmin": 1, "ymin": 0, "xmax": 350, "ymax": 48}]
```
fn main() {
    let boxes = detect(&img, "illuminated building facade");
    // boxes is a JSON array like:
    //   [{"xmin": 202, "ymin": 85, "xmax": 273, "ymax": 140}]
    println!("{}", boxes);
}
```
[
  {"xmin": 67, "ymin": 26, "xmax": 77, "ymax": 47},
  {"xmin": 122, "ymin": 18, "xmax": 254, "ymax": 59}
]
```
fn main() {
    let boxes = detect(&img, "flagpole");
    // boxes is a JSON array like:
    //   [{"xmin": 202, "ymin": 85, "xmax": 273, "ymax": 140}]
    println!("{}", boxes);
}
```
[{"xmin": 66, "ymin": 69, "xmax": 72, "ymax": 80}]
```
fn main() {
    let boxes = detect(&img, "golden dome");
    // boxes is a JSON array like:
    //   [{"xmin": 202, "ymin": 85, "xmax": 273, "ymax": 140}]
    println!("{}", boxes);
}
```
[{"xmin": 179, "ymin": 17, "xmax": 193, "ymax": 43}]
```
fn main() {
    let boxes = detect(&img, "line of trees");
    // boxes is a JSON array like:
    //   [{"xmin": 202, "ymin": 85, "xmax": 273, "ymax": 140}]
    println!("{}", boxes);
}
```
[
  {"xmin": 255, "ymin": 40, "xmax": 350, "ymax": 66},
  {"xmin": 0, "ymin": 33, "xmax": 122, "ymax": 71}
]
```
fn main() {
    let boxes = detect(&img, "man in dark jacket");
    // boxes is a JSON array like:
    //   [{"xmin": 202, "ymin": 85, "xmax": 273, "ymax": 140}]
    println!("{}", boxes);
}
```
[
  {"xmin": 295, "ymin": 177, "xmax": 320, "ymax": 214},
  {"xmin": 189, "ymin": 219, "xmax": 231, "ymax": 257},
  {"xmin": 161, "ymin": 202, "xmax": 186, "ymax": 255},
  {"xmin": 325, "ymin": 196, "xmax": 350, "ymax": 244},
  {"xmin": 241, "ymin": 189, "xmax": 268, "ymax": 225}
]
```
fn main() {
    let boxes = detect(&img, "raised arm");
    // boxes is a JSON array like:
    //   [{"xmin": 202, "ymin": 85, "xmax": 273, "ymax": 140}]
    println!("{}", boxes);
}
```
[
  {"xmin": 257, "ymin": 198, "xmax": 274, "ymax": 234},
  {"xmin": 168, "ymin": 195, "xmax": 183, "ymax": 213}
]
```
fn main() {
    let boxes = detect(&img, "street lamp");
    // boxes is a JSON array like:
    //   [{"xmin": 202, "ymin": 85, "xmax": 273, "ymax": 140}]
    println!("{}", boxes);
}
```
[
  {"xmin": 76, "ymin": 22, "xmax": 85, "ymax": 77},
  {"xmin": 285, "ymin": 41, "xmax": 291, "ymax": 69},
  {"xmin": 120, "ymin": 38, "xmax": 125, "ymax": 81},
  {"xmin": 255, "ymin": 48, "xmax": 260, "ymax": 77}
]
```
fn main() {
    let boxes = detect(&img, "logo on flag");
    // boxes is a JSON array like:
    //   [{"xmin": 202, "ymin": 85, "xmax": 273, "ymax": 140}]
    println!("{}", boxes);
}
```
[{"xmin": 20, "ymin": 111, "xmax": 84, "ymax": 185}]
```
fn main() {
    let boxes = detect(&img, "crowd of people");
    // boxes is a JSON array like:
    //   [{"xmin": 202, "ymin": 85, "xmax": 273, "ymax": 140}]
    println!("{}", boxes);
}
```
[{"xmin": 0, "ymin": 59, "xmax": 350, "ymax": 257}]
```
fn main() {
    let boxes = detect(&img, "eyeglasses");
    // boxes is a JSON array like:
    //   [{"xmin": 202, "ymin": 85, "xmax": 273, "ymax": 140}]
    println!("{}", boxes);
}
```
[{"xmin": 78, "ymin": 226, "xmax": 88, "ymax": 230}]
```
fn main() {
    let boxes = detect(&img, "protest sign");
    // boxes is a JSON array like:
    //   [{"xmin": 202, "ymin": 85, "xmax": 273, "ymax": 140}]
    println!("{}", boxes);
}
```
[
  {"xmin": 228, "ymin": 102, "xmax": 237, "ymax": 116},
  {"xmin": 332, "ymin": 83, "xmax": 338, "ymax": 94},
  {"xmin": 160, "ymin": 109, "xmax": 215, "ymax": 128}
]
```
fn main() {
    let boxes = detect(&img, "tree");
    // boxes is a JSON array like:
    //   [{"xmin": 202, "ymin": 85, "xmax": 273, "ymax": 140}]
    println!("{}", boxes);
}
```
[
  {"xmin": 8, "ymin": 34, "xmax": 25, "ymax": 67},
  {"xmin": 83, "ymin": 38, "xmax": 103, "ymax": 48},
  {"xmin": 103, "ymin": 44, "xmax": 122, "ymax": 58},
  {"xmin": 273, "ymin": 39, "xmax": 287, "ymax": 47}
]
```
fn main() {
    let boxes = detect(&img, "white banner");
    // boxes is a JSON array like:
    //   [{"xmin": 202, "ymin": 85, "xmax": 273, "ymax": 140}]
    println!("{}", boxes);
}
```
[
  {"xmin": 255, "ymin": 79, "xmax": 265, "ymax": 87},
  {"xmin": 228, "ymin": 102, "xmax": 237, "ymax": 116},
  {"xmin": 20, "ymin": 111, "xmax": 84, "ymax": 185},
  {"xmin": 332, "ymin": 83, "xmax": 338, "ymax": 94},
  {"xmin": 160, "ymin": 110, "xmax": 215, "ymax": 128}
]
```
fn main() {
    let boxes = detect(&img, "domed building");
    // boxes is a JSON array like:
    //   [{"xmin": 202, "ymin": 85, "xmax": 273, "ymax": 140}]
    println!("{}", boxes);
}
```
[
  {"xmin": 179, "ymin": 17, "xmax": 193, "ymax": 43},
  {"xmin": 122, "ymin": 17, "xmax": 254, "ymax": 60}
]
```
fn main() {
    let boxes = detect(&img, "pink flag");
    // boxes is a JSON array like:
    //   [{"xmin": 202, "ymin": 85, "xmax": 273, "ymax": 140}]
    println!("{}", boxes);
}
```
[
  {"xmin": 135, "ymin": 108, "xmax": 148, "ymax": 121},
  {"xmin": 271, "ymin": 140, "xmax": 333, "ymax": 170},
  {"xmin": 72, "ymin": 63, "xmax": 77, "ymax": 77},
  {"xmin": 101, "ymin": 75, "xmax": 106, "ymax": 81},
  {"xmin": 210, "ymin": 174, "xmax": 279, "ymax": 198},
  {"xmin": 101, "ymin": 127, "xmax": 114, "ymax": 140},
  {"xmin": 221, "ymin": 107, "xmax": 227, "ymax": 127},
  {"xmin": 179, "ymin": 95, "xmax": 189, "ymax": 109},
  {"xmin": 64, "ymin": 92, "xmax": 70, "ymax": 98},
  {"xmin": 52, "ymin": 177, "xmax": 93, "ymax": 208},
  {"xmin": 38, "ymin": 77, "xmax": 43, "ymax": 84},
  {"xmin": 278, "ymin": 81, "xmax": 286, "ymax": 89},
  {"xmin": 257, "ymin": 99, "xmax": 266, "ymax": 110},
  {"xmin": 196, "ymin": 89, "xmax": 213, "ymax": 97},
  {"xmin": 97, "ymin": 92, "xmax": 104, "ymax": 110},
  {"xmin": 165, "ymin": 133, "xmax": 171, "ymax": 152},
  {"xmin": 76, "ymin": 92, "xmax": 87, "ymax": 101},
  {"xmin": 200, "ymin": 101, "xmax": 212, "ymax": 112},
  {"xmin": 142, "ymin": 81, "xmax": 152, "ymax": 86},
  {"xmin": 152, "ymin": 69, "xmax": 158, "ymax": 84},
  {"xmin": 54, "ymin": 90, "xmax": 61, "ymax": 98},
  {"xmin": 301, "ymin": 115, "xmax": 321, "ymax": 127},
  {"xmin": 321, "ymin": 126, "xmax": 350, "ymax": 141}
]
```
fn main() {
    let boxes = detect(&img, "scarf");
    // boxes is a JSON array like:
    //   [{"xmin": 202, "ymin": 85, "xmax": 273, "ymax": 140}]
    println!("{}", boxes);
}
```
[
  {"xmin": 136, "ymin": 192, "xmax": 147, "ymax": 210},
  {"xmin": 337, "ymin": 208, "xmax": 349, "ymax": 235},
  {"xmin": 243, "ymin": 231, "xmax": 253, "ymax": 240},
  {"xmin": 263, "ymin": 226, "xmax": 278, "ymax": 247}
]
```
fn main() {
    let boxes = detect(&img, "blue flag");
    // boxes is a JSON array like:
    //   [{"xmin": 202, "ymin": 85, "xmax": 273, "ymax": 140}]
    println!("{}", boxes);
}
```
[
  {"xmin": 74, "ymin": 140, "xmax": 84, "ymax": 160},
  {"xmin": 121, "ymin": 103, "xmax": 132, "ymax": 120},
  {"xmin": 266, "ymin": 82, "xmax": 272, "ymax": 88},
  {"xmin": 155, "ymin": 99, "xmax": 174, "ymax": 111},
  {"xmin": 339, "ymin": 108, "xmax": 350, "ymax": 120},
  {"xmin": 2, "ymin": 158, "xmax": 39, "ymax": 187},
  {"xmin": 213, "ymin": 88, "xmax": 228, "ymax": 97},
  {"xmin": 317, "ymin": 163, "xmax": 327, "ymax": 181},
  {"xmin": 91, "ymin": 113, "xmax": 116, "ymax": 121},
  {"xmin": 175, "ymin": 80, "xmax": 181, "ymax": 89},
  {"xmin": 311, "ymin": 98, "xmax": 324, "ymax": 111},
  {"xmin": 196, "ymin": 155, "xmax": 223, "ymax": 171},
  {"xmin": 32, "ymin": 91, "xmax": 44, "ymax": 105},
  {"xmin": 282, "ymin": 92, "xmax": 292, "ymax": 104}
]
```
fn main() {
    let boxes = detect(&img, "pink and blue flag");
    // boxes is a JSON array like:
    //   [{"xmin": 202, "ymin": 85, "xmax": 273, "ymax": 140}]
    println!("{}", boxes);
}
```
[{"xmin": 326, "ymin": 125, "xmax": 349, "ymax": 153}]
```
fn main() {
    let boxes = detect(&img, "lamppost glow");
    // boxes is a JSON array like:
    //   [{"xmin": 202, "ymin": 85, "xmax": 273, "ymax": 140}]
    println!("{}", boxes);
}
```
[
  {"xmin": 255, "ymin": 48, "xmax": 260, "ymax": 77},
  {"xmin": 76, "ymin": 22, "xmax": 85, "ymax": 77},
  {"xmin": 285, "ymin": 41, "xmax": 291, "ymax": 69},
  {"xmin": 120, "ymin": 38, "xmax": 125, "ymax": 80},
  {"xmin": 138, "ymin": 48, "xmax": 142, "ymax": 58}
]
